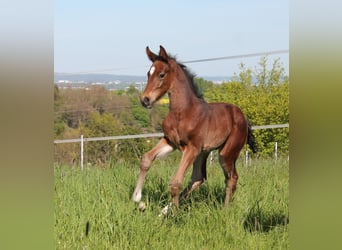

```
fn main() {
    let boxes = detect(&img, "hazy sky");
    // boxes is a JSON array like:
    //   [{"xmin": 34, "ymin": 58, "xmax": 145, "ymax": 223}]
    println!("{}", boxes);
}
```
[{"xmin": 55, "ymin": 0, "xmax": 288, "ymax": 77}]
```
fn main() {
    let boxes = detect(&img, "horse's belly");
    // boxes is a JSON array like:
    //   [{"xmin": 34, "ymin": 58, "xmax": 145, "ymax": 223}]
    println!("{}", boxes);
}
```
[{"xmin": 203, "ymin": 134, "xmax": 226, "ymax": 151}]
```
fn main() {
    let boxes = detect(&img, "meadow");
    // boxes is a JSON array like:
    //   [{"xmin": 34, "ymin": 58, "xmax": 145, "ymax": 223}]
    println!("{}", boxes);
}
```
[{"xmin": 54, "ymin": 156, "xmax": 289, "ymax": 249}]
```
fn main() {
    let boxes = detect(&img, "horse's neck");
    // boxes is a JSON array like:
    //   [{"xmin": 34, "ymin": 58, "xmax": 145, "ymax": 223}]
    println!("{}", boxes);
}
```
[{"xmin": 168, "ymin": 79, "xmax": 202, "ymax": 113}]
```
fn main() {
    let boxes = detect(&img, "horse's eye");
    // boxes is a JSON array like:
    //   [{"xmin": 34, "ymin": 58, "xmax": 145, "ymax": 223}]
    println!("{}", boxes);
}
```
[{"xmin": 159, "ymin": 73, "xmax": 165, "ymax": 79}]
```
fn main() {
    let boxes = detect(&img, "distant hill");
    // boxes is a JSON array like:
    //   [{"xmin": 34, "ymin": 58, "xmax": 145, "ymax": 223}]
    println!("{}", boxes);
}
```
[
  {"xmin": 54, "ymin": 73, "xmax": 232, "ymax": 83},
  {"xmin": 54, "ymin": 73, "xmax": 146, "ymax": 83}
]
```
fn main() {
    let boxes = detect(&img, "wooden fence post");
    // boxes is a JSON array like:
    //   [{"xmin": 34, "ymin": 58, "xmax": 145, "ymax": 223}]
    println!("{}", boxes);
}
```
[{"xmin": 81, "ymin": 135, "xmax": 84, "ymax": 170}]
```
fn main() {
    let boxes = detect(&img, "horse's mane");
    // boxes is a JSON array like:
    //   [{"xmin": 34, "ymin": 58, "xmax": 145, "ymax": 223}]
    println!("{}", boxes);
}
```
[
  {"xmin": 177, "ymin": 62, "xmax": 204, "ymax": 100},
  {"xmin": 160, "ymin": 54, "xmax": 203, "ymax": 99}
]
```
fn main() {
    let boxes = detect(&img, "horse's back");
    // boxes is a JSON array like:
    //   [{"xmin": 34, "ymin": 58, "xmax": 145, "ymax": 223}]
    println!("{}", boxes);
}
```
[
  {"xmin": 199, "ymin": 102, "xmax": 247, "ymax": 151},
  {"xmin": 208, "ymin": 102, "xmax": 247, "ymax": 128}
]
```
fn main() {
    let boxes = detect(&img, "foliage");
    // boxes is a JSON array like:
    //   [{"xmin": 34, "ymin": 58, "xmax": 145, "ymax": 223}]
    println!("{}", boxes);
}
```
[
  {"xmin": 54, "ymin": 127, "xmax": 81, "ymax": 165},
  {"xmin": 55, "ymin": 157, "xmax": 289, "ymax": 249},
  {"xmin": 79, "ymin": 112, "xmax": 154, "ymax": 166},
  {"xmin": 54, "ymin": 85, "xmax": 66, "ymax": 137},
  {"xmin": 80, "ymin": 112, "xmax": 121, "ymax": 165},
  {"xmin": 204, "ymin": 57, "xmax": 289, "ymax": 155},
  {"xmin": 130, "ymin": 97, "xmax": 150, "ymax": 128},
  {"xmin": 54, "ymin": 86, "xmax": 150, "ymax": 165},
  {"xmin": 57, "ymin": 86, "xmax": 131, "ymax": 130},
  {"xmin": 194, "ymin": 77, "xmax": 214, "ymax": 96},
  {"xmin": 125, "ymin": 86, "xmax": 151, "ymax": 128}
]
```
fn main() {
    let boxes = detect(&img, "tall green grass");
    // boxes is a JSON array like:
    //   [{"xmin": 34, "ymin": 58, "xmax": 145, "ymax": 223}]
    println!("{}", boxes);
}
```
[{"xmin": 55, "ymin": 157, "xmax": 289, "ymax": 249}]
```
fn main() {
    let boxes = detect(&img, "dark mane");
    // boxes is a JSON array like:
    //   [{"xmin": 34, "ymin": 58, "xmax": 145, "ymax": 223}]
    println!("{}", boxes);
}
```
[
  {"xmin": 178, "ymin": 62, "xmax": 204, "ymax": 99},
  {"xmin": 160, "ymin": 54, "xmax": 203, "ymax": 99}
]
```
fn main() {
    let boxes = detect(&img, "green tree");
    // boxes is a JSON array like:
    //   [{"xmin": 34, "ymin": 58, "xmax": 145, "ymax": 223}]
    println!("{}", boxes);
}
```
[
  {"xmin": 79, "ymin": 112, "xmax": 121, "ymax": 165},
  {"xmin": 205, "ymin": 57, "xmax": 289, "ymax": 156},
  {"xmin": 126, "ymin": 86, "xmax": 151, "ymax": 128},
  {"xmin": 59, "ymin": 88, "xmax": 94, "ymax": 128},
  {"xmin": 194, "ymin": 77, "xmax": 214, "ymax": 96},
  {"xmin": 54, "ymin": 84, "xmax": 66, "ymax": 137}
]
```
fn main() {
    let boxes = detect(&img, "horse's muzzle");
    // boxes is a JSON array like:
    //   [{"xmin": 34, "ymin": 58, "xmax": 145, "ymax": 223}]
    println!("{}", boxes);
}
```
[{"xmin": 141, "ymin": 96, "xmax": 153, "ymax": 109}]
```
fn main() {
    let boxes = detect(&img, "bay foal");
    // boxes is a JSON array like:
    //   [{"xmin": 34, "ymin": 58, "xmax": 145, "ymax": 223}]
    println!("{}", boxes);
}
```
[{"xmin": 132, "ymin": 46, "xmax": 256, "ymax": 208}]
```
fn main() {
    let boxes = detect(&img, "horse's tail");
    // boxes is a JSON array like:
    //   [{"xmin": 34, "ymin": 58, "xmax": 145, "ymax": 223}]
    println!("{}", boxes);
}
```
[{"xmin": 247, "ymin": 121, "xmax": 257, "ymax": 153}]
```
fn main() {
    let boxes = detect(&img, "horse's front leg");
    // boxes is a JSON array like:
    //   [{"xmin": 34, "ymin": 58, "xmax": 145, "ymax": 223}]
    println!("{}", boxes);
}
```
[
  {"xmin": 169, "ymin": 145, "xmax": 200, "ymax": 207},
  {"xmin": 132, "ymin": 137, "xmax": 174, "ymax": 203}
]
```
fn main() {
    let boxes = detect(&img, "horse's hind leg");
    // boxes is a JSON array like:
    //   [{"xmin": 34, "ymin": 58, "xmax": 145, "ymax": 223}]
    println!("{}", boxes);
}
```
[
  {"xmin": 219, "ymin": 154, "xmax": 238, "ymax": 207},
  {"xmin": 179, "ymin": 151, "xmax": 209, "ymax": 200},
  {"xmin": 219, "ymin": 129, "xmax": 246, "ymax": 207},
  {"xmin": 132, "ymin": 137, "xmax": 174, "ymax": 203}
]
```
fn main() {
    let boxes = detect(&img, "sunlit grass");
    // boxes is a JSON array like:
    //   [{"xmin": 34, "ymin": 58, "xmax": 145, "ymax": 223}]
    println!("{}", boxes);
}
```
[{"xmin": 55, "ymin": 157, "xmax": 289, "ymax": 249}]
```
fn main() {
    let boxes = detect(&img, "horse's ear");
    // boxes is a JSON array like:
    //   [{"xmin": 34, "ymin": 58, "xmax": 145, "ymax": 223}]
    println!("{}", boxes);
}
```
[
  {"xmin": 159, "ymin": 45, "xmax": 169, "ymax": 61},
  {"xmin": 146, "ymin": 46, "xmax": 158, "ymax": 62}
]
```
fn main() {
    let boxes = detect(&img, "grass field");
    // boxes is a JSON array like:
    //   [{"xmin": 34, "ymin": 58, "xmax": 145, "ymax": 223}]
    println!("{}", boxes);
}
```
[{"xmin": 54, "ymin": 156, "xmax": 289, "ymax": 249}]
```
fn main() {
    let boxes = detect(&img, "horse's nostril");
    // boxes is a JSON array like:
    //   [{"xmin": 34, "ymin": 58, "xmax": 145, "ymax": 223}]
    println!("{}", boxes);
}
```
[{"xmin": 141, "ymin": 96, "xmax": 150, "ymax": 107}]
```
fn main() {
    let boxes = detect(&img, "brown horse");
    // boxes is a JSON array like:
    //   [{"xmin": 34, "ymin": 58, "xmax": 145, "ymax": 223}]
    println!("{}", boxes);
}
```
[{"xmin": 132, "ymin": 46, "xmax": 256, "ymax": 209}]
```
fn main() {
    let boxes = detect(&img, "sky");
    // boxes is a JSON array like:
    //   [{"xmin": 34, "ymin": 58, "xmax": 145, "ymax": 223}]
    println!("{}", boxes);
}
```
[{"xmin": 54, "ymin": 0, "xmax": 288, "ymax": 77}]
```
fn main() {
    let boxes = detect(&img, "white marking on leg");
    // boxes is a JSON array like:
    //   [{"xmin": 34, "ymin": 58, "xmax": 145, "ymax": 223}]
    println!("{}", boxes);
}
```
[
  {"xmin": 149, "ymin": 66, "xmax": 155, "ymax": 76},
  {"xmin": 132, "ymin": 171, "xmax": 147, "ymax": 202},
  {"xmin": 155, "ymin": 144, "xmax": 174, "ymax": 158},
  {"xmin": 132, "ymin": 188, "xmax": 142, "ymax": 202},
  {"xmin": 132, "ymin": 140, "xmax": 173, "ymax": 204},
  {"xmin": 189, "ymin": 180, "xmax": 203, "ymax": 193},
  {"xmin": 158, "ymin": 202, "xmax": 173, "ymax": 217}
]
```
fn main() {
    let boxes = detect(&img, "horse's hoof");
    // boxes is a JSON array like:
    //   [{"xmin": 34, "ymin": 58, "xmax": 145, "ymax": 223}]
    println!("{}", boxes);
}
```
[
  {"xmin": 158, "ymin": 202, "xmax": 173, "ymax": 217},
  {"xmin": 138, "ymin": 201, "xmax": 147, "ymax": 212}
]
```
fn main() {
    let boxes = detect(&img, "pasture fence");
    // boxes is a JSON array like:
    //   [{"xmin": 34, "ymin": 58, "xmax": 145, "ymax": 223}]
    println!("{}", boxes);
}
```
[{"xmin": 54, "ymin": 124, "xmax": 289, "ymax": 169}]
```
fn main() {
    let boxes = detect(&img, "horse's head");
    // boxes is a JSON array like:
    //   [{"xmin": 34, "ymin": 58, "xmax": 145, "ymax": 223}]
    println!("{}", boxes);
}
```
[{"xmin": 141, "ymin": 45, "xmax": 173, "ymax": 108}]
